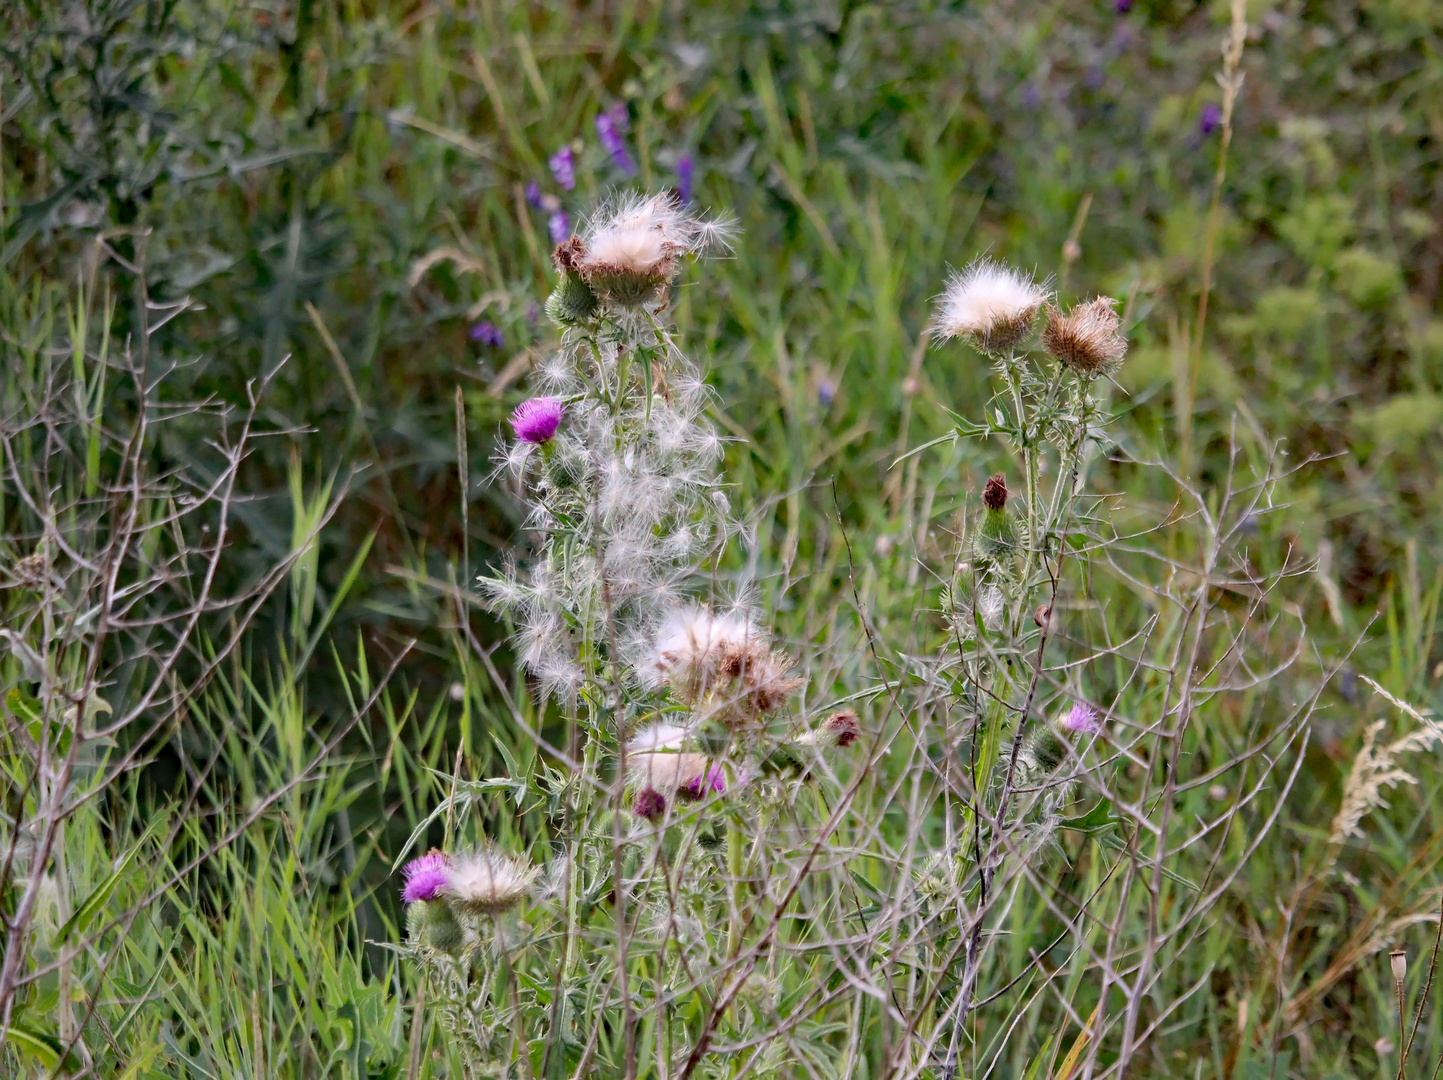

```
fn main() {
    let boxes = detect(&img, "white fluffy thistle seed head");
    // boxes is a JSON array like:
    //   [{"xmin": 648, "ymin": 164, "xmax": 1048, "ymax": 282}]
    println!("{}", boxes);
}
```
[
  {"xmin": 624, "ymin": 750, "xmax": 712, "ymax": 792},
  {"xmin": 644, "ymin": 606, "xmax": 802, "ymax": 725},
  {"xmin": 556, "ymin": 192, "xmax": 737, "ymax": 308},
  {"xmin": 626, "ymin": 721, "xmax": 695, "ymax": 753},
  {"xmin": 933, "ymin": 259, "xmax": 1050, "ymax": 353},
  {"xmin": 442, "ymin": 848, "xmax": 539, "ymax": 917}
]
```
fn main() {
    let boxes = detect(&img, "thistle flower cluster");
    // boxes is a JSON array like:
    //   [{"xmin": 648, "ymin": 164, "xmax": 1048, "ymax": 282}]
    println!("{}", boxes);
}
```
[
  {"xmin": 402, "ymin": 192, "xmax": 873, "ymax": 1074},
  {"xmin": 481, "ymin": 197, "xmax": 742, "ymax": 703},
  {"xmin": 401, "ymin": 848, "xmax": 538, "ymax": 953},
  {"xmin": 932, "ymin": 256, "xmax": 1129, "ymax": 377}
]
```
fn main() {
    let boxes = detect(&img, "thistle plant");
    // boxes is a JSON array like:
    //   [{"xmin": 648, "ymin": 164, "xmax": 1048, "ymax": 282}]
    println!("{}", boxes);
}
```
[
  {"xmin": 396, "ymin": 193, "xmax": 863, "ymax": 1078},
  {"xmin": 399, "ymin": 230, "xmax": 1326, "ymax": 1079}
]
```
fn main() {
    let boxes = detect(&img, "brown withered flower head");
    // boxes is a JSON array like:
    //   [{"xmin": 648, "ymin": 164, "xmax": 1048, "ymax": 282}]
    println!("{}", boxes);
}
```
[
  {"xmin": 1041, "ymin": 296, "xmax": 1128, "ymax": 377},
  {"xmin": 982, "ymin": 474, "xmax": 1008, "ymax": 512}
]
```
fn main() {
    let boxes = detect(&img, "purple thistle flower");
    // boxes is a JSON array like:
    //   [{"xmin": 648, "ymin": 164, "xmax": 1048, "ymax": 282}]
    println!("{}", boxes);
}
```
[
  {"xmin": 510, "ymin": 396, "xmax": 564, "ymax": 445},
  {"xmin": 678, "ymin": 763, "xmax": 726, "ymax": 801},
  {"xmin": 595, "ymin": 112, "xmax": 637, "ymax": 176},
  {"xmin": 401, "ymin": 851, "xmax": 450, "ymax": 904},
  {"xmin": 1199, "ymin": 103, "xmax": 1223, "ymax": 137},
  {"xmin": 1060, "ymin": 702, "xmax": 1102, "ymax": 735},
  {"xmin": 548, "ymin": 146, "xmax": 576, "ymax": 191},
  {"xmin": 547, "ymin": 210, "xmax": 571, "ymax": 245},
  {"xmin": 470, "ymin": 321, "xmax": 504, "ymax": 348},
  {"xmin": 634, "ymin": 787, "xmax": 667, "ymax": 821},
  {"xmin": 525, "ymin": 180, "xmax": 543, "ymax": 208},
  {"xmin": 677, "ymin": 154, "xmax": 695, "ymax": 205}
]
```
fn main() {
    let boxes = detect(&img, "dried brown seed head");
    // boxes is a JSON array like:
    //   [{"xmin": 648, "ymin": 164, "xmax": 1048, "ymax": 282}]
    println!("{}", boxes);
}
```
[{"xmin": 1041, "ymin": 296, "xmax": 1128, "ymax": 376}]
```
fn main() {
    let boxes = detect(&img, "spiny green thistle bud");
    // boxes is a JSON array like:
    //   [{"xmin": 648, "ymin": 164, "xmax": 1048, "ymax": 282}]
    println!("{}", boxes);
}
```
[
  {"xmin": 974, "ymin": 473, "xmax": 1018, "ymax": 559},
  {"xmin": 761, "ymin": 740, "xmax": 807, "ymax": 776},
  {"xmin": 1024, "ymin": 727, "xmax": 1065, "ymax": 775},
  {"xmin": 408, "ymin": 899, "xmax": 466, "ymax": 954},
  {"xmin": 546, "ymin": 271, "xmax": 599, "ymax": 325},
  {"xmin": 546, "ymin": 238, "xmax": 599, "ymax": 324}
]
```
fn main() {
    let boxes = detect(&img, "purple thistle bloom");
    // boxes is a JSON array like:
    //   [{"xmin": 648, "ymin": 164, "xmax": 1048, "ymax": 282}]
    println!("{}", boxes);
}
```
[
  {"xmin": 547, "ymin": 210, "xmax": 571, "ymax": 245},
  {"xmin": 401, "ymin": 851, "xmax": 450, "ymax": 904},
  {"xmin": 548, "ymin": 146, "xmax": 576, "ymax": 191},
  {"xmin": 525, "ymin": 180, "xmax": 543, "ymax": 208},
  {"xmin": 634, "ymin": 787, "xmax": 667, "ymax": 821},
  {"xmin": 678, "ymin": 763, "xmax": 726, "ymax": 801},
  {"xmin": 510, "ymin": 396, "xmax": 564, "ymax": 445},
  {"xmin": 1060, "ymin": 702, "xmax": 1102, "ymax": 735},
  {"xmin": 677, "ymin": 154, "xmax": 695, "ymax": 205},
  {"xmin": 470, "ymin": 321, "xmax": 504, "ymax": 348},
  {"xmin": 1199, "ymin": 103, "xmax": 1223, "ymax": 137},
  {"xmin": 595, "ymin": 112, "xmax": 637, "ymax": 176}
]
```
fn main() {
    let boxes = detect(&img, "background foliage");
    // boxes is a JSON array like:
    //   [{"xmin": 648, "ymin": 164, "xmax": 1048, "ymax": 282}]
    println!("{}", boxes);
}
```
[{"xmin": 3, "ymin": 0, "xmax": 1443, "ymax": 1075}]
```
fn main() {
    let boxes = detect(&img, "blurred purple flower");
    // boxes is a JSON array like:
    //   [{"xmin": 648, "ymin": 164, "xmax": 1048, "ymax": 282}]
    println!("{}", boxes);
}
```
[
  {"xmin": 548, "ymin": 146, "xmax": 576, "ymax": 191},
  {"xmin": 678, "ymin": 763, "xmax": 726, "ymax": 800},
  {"xmin": 525, "ymin": 301, "xmax": 540, "ymax": 325},
  {"xmin": 634, "ymin": 787, "xmax": 667, "ymax": 821},
  {"xmin": 1060, "ymin": 702, "xmax": 1102, "ymax": 735},
  {"xmin": 607, "ymin": 101, "xmax": 631, "ymax": 133},
  {"xmin": 401, "ymin": 851, "xmax": 450, "ymax": 904},
  {"xmin": 511, "ymin": 397, "xmax": 564, "ymax": 445},
  {"xmin": 1114, "ymin": 0, "xmax": 1132, "ymax": 11},
  {"xmin": 525, "ymin": 180, "xmax": 543, "ymax": 208},
  {"xmin": 470, "ymin": 321, "xmax": 504, "ymax": 348},
  {"xmin": 817, "ymin": 374, "xmax": 837, "ymax": 408},
  {"xmin": 1199, "ymin": 103, "xmax": 1223, "ymax": 136},
  {"xmin": 595, "ymin": 112, "xmax": 637, "ymax": 176},
  {"xmin": 547, "ymin": 210, "xmax": 570, "ymax": 245},
  {"xmin": 677, "ymin": 154, "xmax": 695, "ymax": 204},
  {"xmin": 1021, "ymin": 81, "xmax": 1041, "ymax": 109}
]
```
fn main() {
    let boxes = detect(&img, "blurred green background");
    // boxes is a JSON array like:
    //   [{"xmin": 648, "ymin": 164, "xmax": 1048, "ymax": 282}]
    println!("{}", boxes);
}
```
[{"xmin": 4, "ymin": 0, "xmax": 1443, "ymax": 1075}]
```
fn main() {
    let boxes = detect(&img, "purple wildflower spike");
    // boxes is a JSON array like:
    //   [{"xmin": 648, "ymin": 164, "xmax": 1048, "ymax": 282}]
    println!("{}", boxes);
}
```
[
  {"xmin": 677, "ymin": 154, "xmax": 695, "ymax": 205},
  {"xmin": 401, "ymin": 850, "xmax": 450, "ymax": 904},
  {"xmin": 595, "ymin": 112, "xmax": 637, "ymax": 176},
  {"xmin": 1060, "ymin": 702, "xmax": 1102, "ymax": 735},
  {"xmin": 548, "ymin": 210, "xmax": 571, "ymax": 245},
  {"xmin": 1199, "ymin": 103, "xmax": 1223, "ymax": 137},
  {"xmin": 510, "ymin": 397, "xmax": 564, "ymax": 445},
  {"xmin": 548, "ymin": 146, "xmax": 576, "ymax": 190},
  {"xmin": 470, "ymin": 321, "xmax": 504, "ymax": 348}
]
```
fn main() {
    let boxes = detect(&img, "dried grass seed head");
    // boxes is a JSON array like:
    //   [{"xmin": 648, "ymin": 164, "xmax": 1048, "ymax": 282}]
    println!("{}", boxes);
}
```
[
  {"xmin": 1041, "ymin": 296, "xmax": 1128, "ymax": 376},
  {"xmin": 934, "ymin": 260, "xmax": 1050, "ymax": 352}
]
